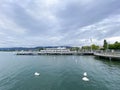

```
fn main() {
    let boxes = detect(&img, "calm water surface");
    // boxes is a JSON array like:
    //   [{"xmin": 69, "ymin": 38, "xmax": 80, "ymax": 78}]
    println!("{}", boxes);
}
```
[{"xmin": 0, "ymin": 52, "xmax": 120, "ymax": 90}]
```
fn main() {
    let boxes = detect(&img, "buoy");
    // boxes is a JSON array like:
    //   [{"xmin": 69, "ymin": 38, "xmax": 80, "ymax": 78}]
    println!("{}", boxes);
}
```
[
  {"xmin": 34, "ymin": 72, "xmax": 40, "ymax": 76},
  {"xmin": 83, "ymin": 72, "xmax": 87, "ymax": 76},
  {"xmin": 82, "ymin": 77, "xmax": 89, "ymax": 81}
]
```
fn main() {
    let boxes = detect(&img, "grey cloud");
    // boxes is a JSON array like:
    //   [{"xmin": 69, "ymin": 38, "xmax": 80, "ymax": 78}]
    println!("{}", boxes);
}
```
[
  {"xmin": 0, "ymin": 0, "xmax": 120, "ymax": 47},
  {"xmin": 2, "ymin": 3, "xmax": 52, "ymax": 36},
  {"xmin": 55, "ymin": 0, "xmax": 120, "ymax": 31}
]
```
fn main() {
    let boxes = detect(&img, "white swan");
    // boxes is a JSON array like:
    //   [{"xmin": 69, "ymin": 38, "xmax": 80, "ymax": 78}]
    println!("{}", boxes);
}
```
[
  {"xmin": 82, "ymin": 77, "xmax": 89, "ymax": 81},
  {"xmin": 82, "ymin": 72, "xmax": 89, "ymax": 81},
  {"xmin": 83, "ymin": 72, "xmax": 87, "ymax": 76},
  {"xmin": 34, "ymin": 72, "xmax": 40, "ymax": 76}
]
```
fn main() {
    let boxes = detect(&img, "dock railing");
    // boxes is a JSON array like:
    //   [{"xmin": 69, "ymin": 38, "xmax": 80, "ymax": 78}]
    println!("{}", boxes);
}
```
[{"xmin": 94, "ymin": 50, "xmax": 120, "ymax": 57}]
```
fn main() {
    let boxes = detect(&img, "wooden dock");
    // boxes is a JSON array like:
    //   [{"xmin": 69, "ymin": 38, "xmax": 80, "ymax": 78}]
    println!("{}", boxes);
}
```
[{"xmin": 94, "ymin": 53, "xmax": 120, "ymax": 60}]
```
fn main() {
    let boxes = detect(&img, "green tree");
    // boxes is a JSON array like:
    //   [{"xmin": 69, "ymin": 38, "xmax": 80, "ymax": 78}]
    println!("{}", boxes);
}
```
[
  {"xmin": 103, "ymin": 40, "xmax": 108, "ymax": 50},
  {"xmin": 114, "ymin": 41, "xmax": 120, "ymax": 49},
  {"xmin": 70, "ymin": 47, "xmax": 80, "ymax": 51},
  {"xmin": 109, "ymin": 44, "xmax": 114, "ymax": 49},
  {"xmin": 82, "ymin": 46, "xmax": 91, "ymax": 50},
  {"xmin": 108, "ymin": 41, "xmax": 120, "ymax": 50},
  {"xmin": 91, "ymin": 44, "xmax": 99, "ymax": 50}
]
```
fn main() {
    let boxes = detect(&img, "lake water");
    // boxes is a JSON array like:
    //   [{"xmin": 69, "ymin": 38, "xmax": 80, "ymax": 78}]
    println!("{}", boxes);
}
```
[{"xmin": 0, "ymin": 52, "xmax": 120, "ymax": 90}]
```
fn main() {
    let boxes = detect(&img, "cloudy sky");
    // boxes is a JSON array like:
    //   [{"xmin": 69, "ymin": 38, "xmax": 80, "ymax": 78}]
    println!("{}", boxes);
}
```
[{"xmin": 0, "ymin": 0, "xmax": 120, "ymax": 47}]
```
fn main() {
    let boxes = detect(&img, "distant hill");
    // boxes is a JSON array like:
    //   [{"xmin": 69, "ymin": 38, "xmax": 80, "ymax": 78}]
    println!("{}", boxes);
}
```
[
  {"xmin": 0, "ymin": 47, "xmax": 34, "ymax": 51},
  {"xmin": 0, "ymin": 46, "xmax": 72, "ymax": 51}
]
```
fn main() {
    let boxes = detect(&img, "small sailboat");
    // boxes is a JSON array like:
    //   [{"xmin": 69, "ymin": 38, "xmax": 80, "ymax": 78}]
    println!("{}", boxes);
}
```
[{"xmin": 34, "ymin": 72, "xmax": 40, "ymax": 76}]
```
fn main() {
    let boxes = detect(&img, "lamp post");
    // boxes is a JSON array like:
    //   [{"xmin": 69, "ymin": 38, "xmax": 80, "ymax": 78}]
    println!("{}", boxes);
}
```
[
  {"xmin": 90, "ymin": 38, "xmax": 93, "ymax": 52},
  {"xmin": 106, "ymin": 41, "xmax": 110, "ymax": 53}
]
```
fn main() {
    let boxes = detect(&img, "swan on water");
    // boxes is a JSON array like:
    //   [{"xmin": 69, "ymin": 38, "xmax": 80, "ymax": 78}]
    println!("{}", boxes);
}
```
[
  {"xmin": 83, "ymin": 72, "xmax": 87, "ymax": 76},
  {"xmin": 82, "ymin": 77, "xmax": 89, "ymax": 81},
  {"xmin": 34, "ymin": 72, "xmax": 40, "ymax": 76},
  {"xmin": 82, "ymin": 72, "xmax": 89, "ymax": 81}
]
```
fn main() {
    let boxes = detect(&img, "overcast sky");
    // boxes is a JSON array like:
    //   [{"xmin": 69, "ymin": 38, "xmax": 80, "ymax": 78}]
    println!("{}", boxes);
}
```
[{"xmin": 0, "ymin": 0, "xmax": 120, "ymax": 47}]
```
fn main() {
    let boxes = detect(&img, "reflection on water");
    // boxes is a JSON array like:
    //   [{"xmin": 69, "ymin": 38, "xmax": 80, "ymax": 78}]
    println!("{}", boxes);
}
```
[
  {"xmin": 75, "ymin": 59, "xmax": 78, "ymax": 64},
  {"xmin": 94, "ymin": 57, "xmax": 120, "ymax": 68},
  {"xmin": 0, "ymin": 52, "xmax": 120, "ymax": 90}
]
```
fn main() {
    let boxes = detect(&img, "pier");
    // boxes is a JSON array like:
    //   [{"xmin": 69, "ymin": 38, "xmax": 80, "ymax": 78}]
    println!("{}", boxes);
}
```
[
  {"xmin": 94, "ymin": 52, "xmax": 120, "ymax": 60},
  {"xmin": 16, "ymin": 51, "xmax": 94, "ymax": 55},
  {"xmin": 16, "ymin": 47, "xmax": 94, "ymax": 55}
]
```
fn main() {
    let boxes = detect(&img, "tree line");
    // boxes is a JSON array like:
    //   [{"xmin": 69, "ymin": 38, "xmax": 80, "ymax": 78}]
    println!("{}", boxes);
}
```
[
  {"xmin": 70, "ymin": 40, "xmax": 120, "ymax": 51},
  {"xmin": 103, "ymin": 40, "xmax": 120, "ymax": 50}
]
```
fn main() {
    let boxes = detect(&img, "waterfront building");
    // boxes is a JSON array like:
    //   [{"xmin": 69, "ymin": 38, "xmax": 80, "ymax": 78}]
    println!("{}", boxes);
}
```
[{"xmin": 39, "ymin": 47, "xmax": 76, "ymax": 54}]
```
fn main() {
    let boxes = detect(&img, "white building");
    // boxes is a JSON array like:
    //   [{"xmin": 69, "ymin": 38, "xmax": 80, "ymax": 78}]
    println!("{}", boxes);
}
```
[{"xmin": 40, "ymin": 47, "xmax": 71, "ymax": 53}]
